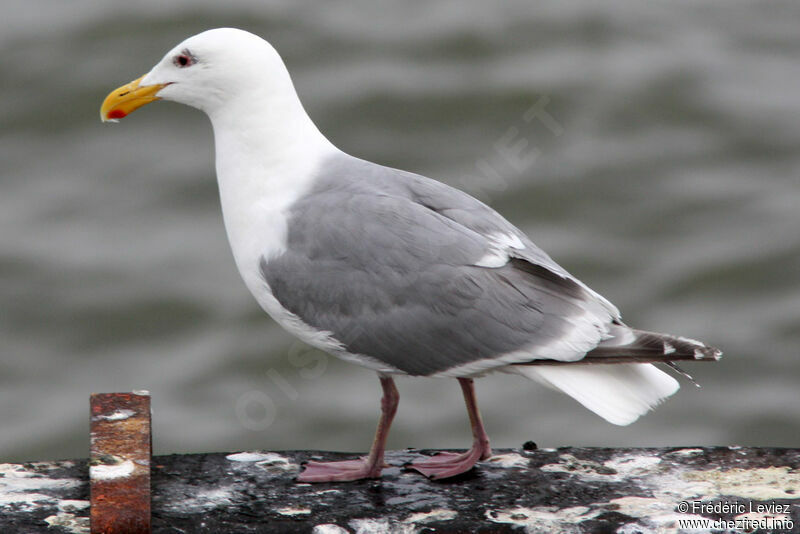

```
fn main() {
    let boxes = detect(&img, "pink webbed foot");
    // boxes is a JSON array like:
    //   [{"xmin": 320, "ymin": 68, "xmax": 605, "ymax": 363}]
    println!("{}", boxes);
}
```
[
  {"xmin": 406, "ymin": 442, "xmax": 492, "ymax": 480},
  {"xmin": 297, "ymin": 457, "xmax": 385, "ymax": 483},
  {"xmin": 297, "ymin": 376, "xmax": 399, "ymax": 483},
  {"xmin": 407, "ymin": 378, "xmax": 493, "ymax": 480}
]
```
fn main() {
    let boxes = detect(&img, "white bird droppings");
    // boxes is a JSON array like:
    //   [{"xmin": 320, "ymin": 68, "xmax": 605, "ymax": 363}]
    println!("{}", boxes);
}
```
[
  {"xmin": 682, "ymin": 465, "xmax": 799, "ymax": 500},
  {"xmin": 0, "ymin": 463, "xmax": 81, "ymax": 512},
  {"xmin": 486, "ymin": 505, "xmax": 592, "ymax": 530},
  {"xmin": 226, "ymin": 451, "xmax": 297, "ymax": 473},
  {"xmin": 44, "ymin": 512, "xmax": 89, "ymax": 534},
  {"xmin": 404, "ymin": 508, "xmax": 457, "ymax": 523},
  {"xmin": 669, "ymin": 448, "xmax": 704, "ymax": 457},
  {"xmin": 349, "ymin": 518, "xmax": 406, "ymax": 534},
  {"xmin": 488, "ymin": 452, "xmax": 529, "ymax": 468},
  {"xmin": 89, "ymin": 459, "xmax": 135, "ymax": 480},
  {"xmin": 277, "ymin": 506, "xmax": 311, "ymax": 516},
  {"xmin": 93, "ymin": 409, "xmax": 136, "ymax": 422},
  {"xmin": 604, "ymin": 454, "xmax": 662, "ymax": 475},
  {"xmin": 226, "ymin": 451, "xmax": 276, "ymax": 462},
  {"xmin": 165, "ymin": 487, "xmax": 236, "ymax": 513},
  {"xmin": 312, "ymin": 525, "xmax": 350, "ymax": 534}
]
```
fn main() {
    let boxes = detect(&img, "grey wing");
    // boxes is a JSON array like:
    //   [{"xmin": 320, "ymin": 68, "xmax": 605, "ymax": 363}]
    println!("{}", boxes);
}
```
[
  {"xmin": 403, "ymin": 168, "xmax": 620, "ymax": 317},
  {"xmin": 262, "ymin": 158, "xmax": 618, "ymax": 376},
  {"xmin": 405, "ymin": 170, "xmax": 568, "ymax": 274}
]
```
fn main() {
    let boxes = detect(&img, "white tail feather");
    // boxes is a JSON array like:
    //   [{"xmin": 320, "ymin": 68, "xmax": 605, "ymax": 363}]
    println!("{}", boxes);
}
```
[{"xmin": 512, "ymin": 363, "xmax": 679, "ymax": 426}]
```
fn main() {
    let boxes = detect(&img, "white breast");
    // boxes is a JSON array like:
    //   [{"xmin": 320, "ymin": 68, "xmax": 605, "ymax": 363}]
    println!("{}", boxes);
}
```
[
  {"xmin": 209, "ymin": 96, "xmax": 334, "ymax": 309},
  {"xmin": 205, "ymin": 80, "xmax": 404, "ymax": 375}
]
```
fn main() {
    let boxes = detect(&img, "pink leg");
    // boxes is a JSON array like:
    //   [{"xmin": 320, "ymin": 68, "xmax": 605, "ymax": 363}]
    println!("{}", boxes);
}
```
[
  {"xmin": 407, "ymin": 378, "xmax": 492, "ymax": 480},
  {"xmin": 297, "ymin": 376, "xmax": 399, "ymax": 482}
]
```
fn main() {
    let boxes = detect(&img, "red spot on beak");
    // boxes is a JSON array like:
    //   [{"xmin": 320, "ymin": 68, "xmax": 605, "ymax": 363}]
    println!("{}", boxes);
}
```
[{"xmin": 108, "ymin": 109, "xmax": 127, "ymax": 119}]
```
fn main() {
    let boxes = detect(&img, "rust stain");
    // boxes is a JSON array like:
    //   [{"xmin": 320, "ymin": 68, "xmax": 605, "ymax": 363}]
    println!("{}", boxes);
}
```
[{"xmin": 90, "ymin": 392, "xmax": 151, "ymax": 534}]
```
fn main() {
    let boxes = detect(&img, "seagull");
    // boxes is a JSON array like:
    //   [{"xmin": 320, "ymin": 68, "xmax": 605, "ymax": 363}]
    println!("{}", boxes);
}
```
[{"xmin": 100, "ymin": 28, "xmax": 721, "ymax": 482}]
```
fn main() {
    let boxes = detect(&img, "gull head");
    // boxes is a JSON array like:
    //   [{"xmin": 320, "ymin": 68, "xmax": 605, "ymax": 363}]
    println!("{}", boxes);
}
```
[{"xmin": 100, "ymin": 28, "xmax": 291, "ymax": 122}]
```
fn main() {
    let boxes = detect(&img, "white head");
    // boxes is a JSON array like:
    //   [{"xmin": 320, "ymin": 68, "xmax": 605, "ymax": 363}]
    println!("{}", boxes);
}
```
[
  {"xmin": 100, "ymin": 29, "xmax": 337, "ymax": 302},
  {"xmin": 101, "ymin": 28, "xmax": 300, "ymax": 121},
  {"xmin": 101, "ymin": 27, "xmax": 334, "ymax": 168}
]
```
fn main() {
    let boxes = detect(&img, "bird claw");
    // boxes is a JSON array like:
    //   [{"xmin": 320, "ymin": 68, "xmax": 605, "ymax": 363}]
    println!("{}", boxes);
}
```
[
  {"xmin": 296, "ymin": 456, "xmax": 383, "ymax": 483},
  {"xmin": 405, "ymin": 448, "xmax": 487, "ymax": 480}
]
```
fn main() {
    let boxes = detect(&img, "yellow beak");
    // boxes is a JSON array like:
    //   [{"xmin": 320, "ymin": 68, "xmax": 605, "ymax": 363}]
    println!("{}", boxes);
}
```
[{"xmin": 100, "ymin": 75, "xmax": 167, "ymax": 122}]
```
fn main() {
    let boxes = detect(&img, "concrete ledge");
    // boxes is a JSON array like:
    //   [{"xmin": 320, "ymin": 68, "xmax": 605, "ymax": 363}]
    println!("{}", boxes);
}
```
[{"xmin": 1, "ymin": 446, "xmax": 798, "ymax": 533}]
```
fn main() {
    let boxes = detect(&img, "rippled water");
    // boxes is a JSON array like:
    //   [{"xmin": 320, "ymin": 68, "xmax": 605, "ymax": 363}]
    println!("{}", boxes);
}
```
[{"xmin": 1, "ymin": 1, "xmax": 799, "ymax": 463}]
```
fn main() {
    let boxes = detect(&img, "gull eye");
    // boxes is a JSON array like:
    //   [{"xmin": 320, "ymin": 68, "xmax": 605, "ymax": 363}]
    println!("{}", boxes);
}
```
[{"xmin": 173, "ymin": 50, "xmax": 195, "ymax": 68}]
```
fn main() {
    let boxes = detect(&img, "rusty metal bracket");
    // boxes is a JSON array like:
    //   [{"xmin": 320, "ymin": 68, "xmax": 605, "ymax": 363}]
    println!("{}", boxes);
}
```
[{"xmin": 90, "ymin": 391, "xmax": 152, "ymax": 534}]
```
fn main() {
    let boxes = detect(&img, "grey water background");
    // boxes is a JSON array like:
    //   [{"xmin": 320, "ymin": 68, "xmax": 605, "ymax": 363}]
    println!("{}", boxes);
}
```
[{"xmin": 2, "ymin": 0, "xmax": 799, "ymax": 463}]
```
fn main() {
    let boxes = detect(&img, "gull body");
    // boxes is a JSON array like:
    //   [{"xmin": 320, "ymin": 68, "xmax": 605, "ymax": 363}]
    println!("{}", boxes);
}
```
[{"xmin": 101, "ymin": 28, "xmax": 720, "ymax": 482}]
